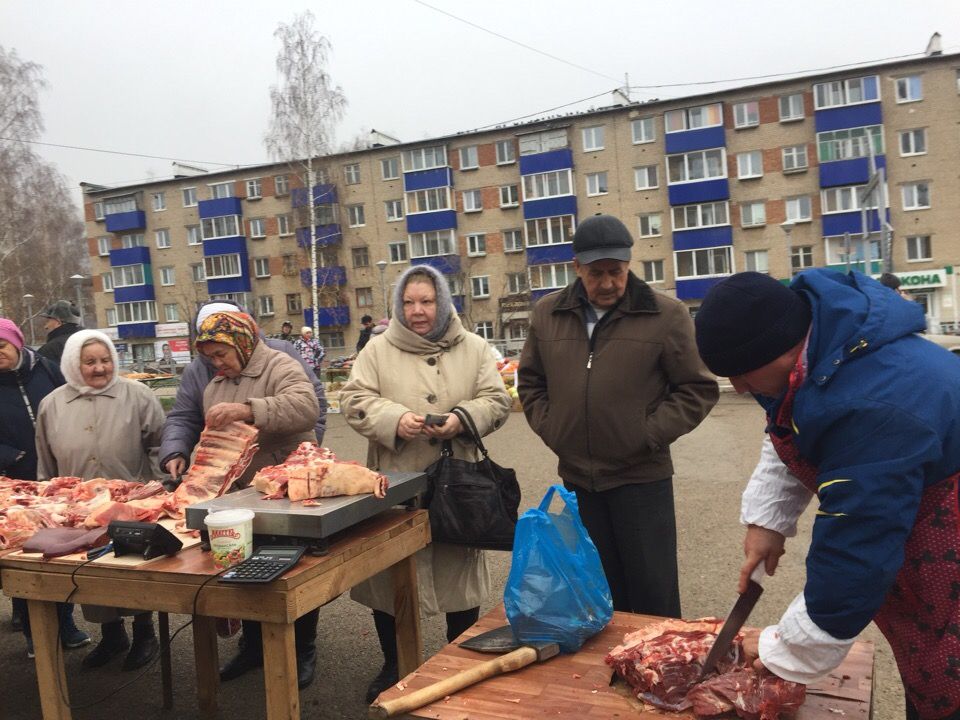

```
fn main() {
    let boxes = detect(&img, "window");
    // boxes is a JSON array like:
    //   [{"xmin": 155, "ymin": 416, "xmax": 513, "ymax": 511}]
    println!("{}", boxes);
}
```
[
  {"xmin": 582, "ymin": 126, "xmax": 604, "ymax": 151},
  {"xmin": 204, "ymin": 254, "xmax": 242, "ymax": 279},
  {"xmin": 209, "ymin": 182, "xmax": 233, "ymax": 199},
  {"xmin": 159, "ymin": 267, "xmax": 175, "ymax": 286},
  {"xmin": 631, "ymin": 117, "xmax": 655, "ymax": 144},
  {"xmin": 503, "ymin": 229, "xmax": 524, "ymax": 252},
  {"xmin": 409, "ymin": 229, "xmax": 455, "ymax": 258},
  {"xmin": 115, "ymin": 301, "xmax": 157, "ymax": 324},
  {"xmin": 745, "ymin": 250, "xmax": 769, "ymax": 273},
  {"xmin": 402, "ymin": 145, "xmax": 447, "ymax": 172},
  {"xmin": 733, "ymin": 101, "xmax": 759, "ymax": 128},
  {"xmin": 672, "ymin": 201, "xmax": 729, "ymax": 231},
  {"xmin": 104, "ymin": 196, "xmax": 137, "ymax": 214},
  {"xmin": 902, "ymin": 182, "xmax": 931, "ymax": 210},
  {"xmin": 201, "ymin": 215, "xmax": 241, "ymax": 240},
  {"xmin": 344, "ymin": 164, "xmax": 361, "ymax": 184},
  {"xmin": 779, "ymin": 93, "xmax": 804, "ymax": 121},
  {"xmin": 385, "ymin": 199, "xmax": 403, "ymax": 222},
  {"xmin": 664, "ymin": 103, "xmax": 723, "ymax": 133},
  {"xmin": 405, "ymin": 187, "xmax": 451, "ymax": 214},
  {"xmin": 447, "ymin": 276, "xmax": 464, "ymax": 296},
  {"xmin": 675, "ymin": 246, "xmax": 732, "ymax": 279},
  {"xmin": 351, "ymin": 246, "xmax": 369, "ymax": 268},
  {"xmin": 499, "ymin": 185, "xmax": 519, "ymax": 207},
  {"xmin": 155, "ymin": 228, "xmax": 170, "ymax": 249},
  {"xmin": 906, "ymin": 235, "xmax": 932, "ymax": 261},
  {"xmin": 388, "ymin": 241, "xmax": 408, "ymax": 263},
  {"xmin": 315, "ymin": 203, "xmax": 336, "ymax": 225},
  {"xmin": 282, "ymin": 254, "xmax": 298, "ymax": 275},
  {"xmin": 163, "ymin": 303, "xmax": 179, "ymax": 322},
  {"xmin": 353, "ymin": 287, "xmax": 374, "ymax": 308},
  {"xmin": 121, "ymin": 233, "xmax": 145, "ymax": 248},
  {"xmin": 105, "ymin": 308, "xmax": 117, "ymax": 326},
  {"xmin": 817, "ymin": 125, "xmax": 883, "ymax": 162},
  {"xmin": 785, "ymin": 195, "xmax": 812, "ymax": 222},
  {"xmin": 277, "ymin": 215, "xmax": 292, "ymax": 236},
  {"xmin": 667, "ymin": 148, "xmax": 726, "ymax": 184},
  {"xmin": 152, "ymin": 192, "xmax": 165, "ymax": 211},
  {"xmin": 467, "ymin": 233, "xmax": 486, "ymax": 256},
  {"xmin": 93, "ymin": 202, "xmax": 105, "ymax": 221},
  {"xmin": 586, "ymin": 172, "xmax": 608, "ymax": 196},
  {"xmin": 347, "ymin": 205, "xmax": 365, "ymax": 227},
  {"xmin": 737, "ymin": 151, "xmax": 763, "ymax": 179},
  {"xmin": 186, "ymin": 225, "xmax": 201, "ymax": 245},
  {"xmin": 821, "ymin": 185, "xmax": 877, "ymax": 214},
  {"xmin": 249, "ymin": 217, "xmax": 266, "ymax": 238},
  {"xmin": 529, "ymin": 262, "xmax": 574, "ymax": 290},
  {"xmin": 257, "ymin": 296, "xmax": 274, "ymax": 316},
  {"xmin": 522, "ymin": 169, "xmax": 573, "ymax": 200},
  {"xmin": 495, "ymin": 139, "xmax": 516, "ymax": 165},
  {"xmin": 506, "ymin": 272, "xmax": 528, "ymax": 294},
  {"xmin": 824, "ymin": 236, "xmax": 880, "ymax": 266},
  {"xmin": 525, "ymin": 215, "xmax": 575, "ymax": 246},
  {"xmin": 899, "ymin": 129, "xmax": 927, "ymax": 156},
  {"xmin": 475, "ymin": 321, "xmax": 494, "ymax": 340},
  {"xmin": 462, "ymin": 189, "xmax": 483, "ymax": 212},
  {"xmin": 638, "ymin": 213, "xmax": 662, "ymax": 237},
  {"xmin": 471, "ymin": 276, "xmax": 490, "ymax": 298},
  {"xmin": 101, "ymin": 272, "xmax": 114, "ymax": 292},
  {"xmin": 97, "ymin": 237, "xmax": 111, "ymax": 256},
  {"xmin": 254, "ymin": 257, "xmax": 270, "ymax": 278},
  {"xmin": 642, "ymin": 260, "xmax": 664, "ymax": 283},
  {"xmin": 274, "ymin": 174, "xmax": 289, "ymax": 196},
  {"xmin": 316, "ymin": 331, "xmax": 345, "ymax": 349},
  {"xmin": 740, "ymin": 201, "xmax": 766, "ymax": 227},
  {"xmin": 459, "ymin": 146, "xmax": 479, "ymax": 169},
  {"xmin": 895, "ymin": 75, "xmax": 922, "ymax": 103},
  {"xmin": 286, "ymin": 294, "xmax": 302, "ymax": 314},
  {"xmin": 813, "ymin": 76, "xmax": 879, "ymax": 109},
  {"xmin": 191, "ymin": 263, "xmax": 205, "ymax": 282},
  {"xmin": 518, "ymin": 128, "xmax": 568, "ymax": 156},
  {"xmin": 791, "ymin": 246, "xmax": 813, "ymax": 273},
  {"xmin": 246, "ymin": 179, "xmax": 262, "ymax": 199},
  {"xmin": 380, "ymin": 157, "xmax": 400, "ymax": 180},
  {"xmin": 634, "ymin": 165, "xmax": 659, "ymax": 190},
  {"xmin": 782, "ymin": 145, "xmax": 808, "ymax": 173}
]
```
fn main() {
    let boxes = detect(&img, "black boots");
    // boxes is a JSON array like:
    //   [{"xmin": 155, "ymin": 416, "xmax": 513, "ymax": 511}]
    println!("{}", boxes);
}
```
[
  {"xmin": 366, "ymin": 610, "xmax": 399, "ymax": 703},
  {"xmin": 295, "ymin": 608, "xmax": 319, "ymax": 690},
  {"xmin": 221, "ymin": 610, "xmax": 319, "ymax": 689},
  {"xmin": 122, "ymin": 615, "xmax": 159, "ymax": 671},
  {"xmin": 82, "ymin": 621, "xmax": 129, "ymax": 669},
  {"xmin": 220, "ymin": 620, "xmax": 264, "ymax": 682}
]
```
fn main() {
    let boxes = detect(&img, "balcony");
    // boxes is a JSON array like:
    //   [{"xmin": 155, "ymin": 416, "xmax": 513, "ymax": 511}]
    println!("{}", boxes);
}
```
[
  {"xmin": 526, "ymin": 244, "xmax": 574, "ymax": 266},
  {"xmin": 104, "ymin": 210, "xmax": 146, "ymax": 233},
  {"xmin": 198, "ymin": 197, "xmax": 243, "ymax": 219},
  {"xmin": 296, "ymin": 224, "xmax": 342, "ymax": 248},
  {"xmin": 118, "ymin": 322, "xmax": 156, "ymax": 339},
  {"xmin": 411, "ymin": 255, "xmax": 460, "ymax": 275},
  {"xmin": 291, "ymin": 184, "xmax": 338, "ymax": 208},
  {"xmin": 300, "ymin": 266, "xmax": 347, "ymax": 288},
  {"xmin": 304, "ymin": 306, "xmax": 350, "ymax": 328},
  {"xmin": 109, "ymin": 246, "xmax": 151, "ymax": 267}
]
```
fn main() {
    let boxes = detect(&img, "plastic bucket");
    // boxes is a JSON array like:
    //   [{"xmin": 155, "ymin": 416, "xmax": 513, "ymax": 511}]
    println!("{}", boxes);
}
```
[{"xmin": 204, "ymin": 509, "xmax": 254, "ymax": 570}]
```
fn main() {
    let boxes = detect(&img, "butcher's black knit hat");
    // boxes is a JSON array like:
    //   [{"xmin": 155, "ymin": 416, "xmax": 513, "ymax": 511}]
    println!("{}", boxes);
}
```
[{"xmin": 695, "ymin": 272, "xmax": 811, "ymax": 377}]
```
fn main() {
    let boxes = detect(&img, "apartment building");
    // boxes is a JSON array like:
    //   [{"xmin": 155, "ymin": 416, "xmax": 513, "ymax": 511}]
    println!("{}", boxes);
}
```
[{"xmin": 81, "ymin": 50, "xmax": 960, "ymax": 363}]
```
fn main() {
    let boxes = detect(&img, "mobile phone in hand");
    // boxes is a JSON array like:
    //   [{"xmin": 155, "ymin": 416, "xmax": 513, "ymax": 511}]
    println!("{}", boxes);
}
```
[{"xmin": 424, "ymin": 413, "xmax": 449, "ymax": 426}]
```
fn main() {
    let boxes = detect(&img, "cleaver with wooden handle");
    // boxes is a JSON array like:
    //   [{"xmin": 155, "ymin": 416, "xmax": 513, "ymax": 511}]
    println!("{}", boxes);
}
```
[{"xmin": 699, "ymin": 564, "xmax": 765, "ymax": 679}]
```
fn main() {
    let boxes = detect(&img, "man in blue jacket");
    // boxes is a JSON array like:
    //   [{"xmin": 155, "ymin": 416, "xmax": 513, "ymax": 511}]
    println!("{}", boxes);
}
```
[{"xmin": 694, "ymin": 270, "xmax": 960, "ymax": 720}]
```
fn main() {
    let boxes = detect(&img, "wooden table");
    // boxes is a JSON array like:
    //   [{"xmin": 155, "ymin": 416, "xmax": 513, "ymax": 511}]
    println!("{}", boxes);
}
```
[
  {"xmin": 1, "ymin": 508, "xmax": 429, "ymax": 720},
  {"xmin": 377, "ymin": 606, "xmax": 875, "ymax": 719}
]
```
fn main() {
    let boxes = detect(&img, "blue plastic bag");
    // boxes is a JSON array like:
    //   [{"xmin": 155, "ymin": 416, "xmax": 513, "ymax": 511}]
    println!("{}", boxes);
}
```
[{"xmin": 503, "ymin": 485, "xmax": 613, "ymax": 653}]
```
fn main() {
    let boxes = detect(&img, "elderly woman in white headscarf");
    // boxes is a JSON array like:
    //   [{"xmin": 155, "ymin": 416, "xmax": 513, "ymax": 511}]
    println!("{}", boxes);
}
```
[{"xmin": 35, "ymin": 330, "xmax": 165, "ymax": 672}]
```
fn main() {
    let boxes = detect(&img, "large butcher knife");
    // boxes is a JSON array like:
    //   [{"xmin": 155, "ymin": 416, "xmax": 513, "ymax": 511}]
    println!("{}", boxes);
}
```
[{"xmin": 699, "ymin": 564, "xmax": 765, "ymax": 679}]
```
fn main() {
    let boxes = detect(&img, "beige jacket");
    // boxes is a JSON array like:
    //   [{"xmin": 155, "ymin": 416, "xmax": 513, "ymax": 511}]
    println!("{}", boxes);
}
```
[
  {"xmin": 341, "ymin": 313, "xmax": 512, "ymax": 615},
  {"xmin": 202, "ymin": 340, "xmax": 318, "ymax": 485},
  {"xmin": 36, "ymin": 377, "xmax": 164, "ymax": 481}
]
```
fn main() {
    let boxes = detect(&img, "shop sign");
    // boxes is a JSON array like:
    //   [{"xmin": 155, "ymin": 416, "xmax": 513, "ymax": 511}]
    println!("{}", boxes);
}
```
[
  {"xmin": 886, "ymin": 269, "xmax": 947, "ymax": 289},
  {"xmin": 499, "ymin": 294, "xmax": 531, "ymax": 312},
  {"xmin": 156, "ymin": 322, "xmax": 190, "ymax": 338}
]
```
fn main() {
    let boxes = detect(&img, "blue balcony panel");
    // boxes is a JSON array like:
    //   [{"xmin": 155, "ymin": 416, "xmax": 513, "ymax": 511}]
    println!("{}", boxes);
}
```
[
  {"xmin": 822, "ymin": 210, "xmax": 883, "ymax": 237},
  {"xmin": 198, "ymin": 197, "xmax": 243, "ymax": 219},
  {"xmin": 452, "ymin": 295, "xmax": 465, "ymax": 314},
  {"xmin": 406, "ymin": 210, "xmax": 457, "ymax": 234},
  {"xmin": 117, "ymin": 322, "xmax": 156, "ymax": 339},
  {"xmin": 109, "ymin": 246, "xmax": 151, "ymax": 267},
  {"xmin": 299, "ymin": 266, "xmax": 347, "ymax": 288},
  {"xmin": 664, "ymin": 126, "xmax": 726, "ymax": 154},
  {"xmin": 526, "ymin": 244, "xmax": 575, "ymax": 266},
  {"xmin": 825, "ymin": 260, "xmax": 883, "ymax": 275},
  {"xmin": 668, "ymin": 179, "xmax": 729, "ymax": 206},
  {"xmin": 203, "ymin": 236, "xmax": 247, "ymax": 257},
  {"xmin": 296, "ymin": 224, "xmax": 342, "ymax": 248},
  {"xmin": 814, "ymin": 102, "xmax": 882, "ymax": 133},
  {"xmin": 518, "ymin": 148, "xmax": 574, "ymax": 176},
  {"xmin": 291, "ymin": 183, "xmax": 338, "ymax": 208},
  {"xmin": 304, "ymin": 306, "xmax": 350, "ymax": 328},
  {"xmin": 403, "ymin": 167, "xmax": 453, "ymax": 193},
  {"xmin": 104, "ymin": 210, "xmax": 146, "ymax": 233},
  {"xmin": 819, "ymin": 156, "xmax": 886, "ymax": 188},
  {"xmin": 672, "ymin": 226, "xmax": 734, "ymax": 252},
  {"xmin": 206, "ymin": 276, "xmax": 251, "ymax": 295},
  {"xmin": 114, "ymin": 285, "xmax": 155, "ymax": 304},
  {"xmin": 411, "ymin": 255, "xmax": 461, "ymax": 275},
  {"xmin": 523, "ymin": 195, "xmax": 577, "ymax": 221},
  {"xmin": 531, "ymin": 288, "xmax": 565, "ymax": 302},
  {"xmin": 676, "ymin": 277, "xmax": 727, "ymax": 301}
]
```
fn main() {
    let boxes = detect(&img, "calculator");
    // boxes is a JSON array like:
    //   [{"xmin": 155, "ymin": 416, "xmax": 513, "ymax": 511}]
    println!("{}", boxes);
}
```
[{"xmin": 218, "ymin": 546, "xmax": 306, "ymax": 584}]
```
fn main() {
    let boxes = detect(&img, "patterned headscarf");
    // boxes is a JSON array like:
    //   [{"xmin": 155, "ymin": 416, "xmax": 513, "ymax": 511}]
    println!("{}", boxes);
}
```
[{"xmin": 195, "ymin": 312, "xmax": 260, "ymax": 368}]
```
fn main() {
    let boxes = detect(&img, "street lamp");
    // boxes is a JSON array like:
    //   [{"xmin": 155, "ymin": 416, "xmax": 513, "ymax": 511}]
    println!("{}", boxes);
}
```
[
  {"xmin": 780, "ymin": 221, "xmax": 795, "ymax": 278},
  {"xmin": 69, "ymin": 274, "xmax": 85, "ymax": 326},
  {"xmin": 376, "ymin": 260, "xmax": 389, "ymax": 318},
  {"xmin": 22, "ymin": 293, "xmax": 35, "ymax": 346}
]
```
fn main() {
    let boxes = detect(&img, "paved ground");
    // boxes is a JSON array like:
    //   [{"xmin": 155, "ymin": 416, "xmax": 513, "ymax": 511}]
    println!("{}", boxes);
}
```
[{"xmin": 0, "ymin": 394, "xmax": 901, "ymax": 719}]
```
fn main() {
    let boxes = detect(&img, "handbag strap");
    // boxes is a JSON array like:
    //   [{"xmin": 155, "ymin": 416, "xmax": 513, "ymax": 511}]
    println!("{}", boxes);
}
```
[{"xmin": 450, "ymin": 405, "xmax": 488, "ymax": 458}]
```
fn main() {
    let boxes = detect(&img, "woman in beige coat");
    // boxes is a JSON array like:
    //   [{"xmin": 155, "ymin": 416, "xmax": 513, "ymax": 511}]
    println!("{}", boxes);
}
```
[{"xmin": 341, "ymin": 264, "xmax": 512, "ymax": 702}]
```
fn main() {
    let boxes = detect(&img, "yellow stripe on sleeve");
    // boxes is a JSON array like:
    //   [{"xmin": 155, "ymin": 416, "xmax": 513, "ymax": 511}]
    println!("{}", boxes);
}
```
[
  {"xmin": 816, "ymin": 510, "xmax": 848, "ymax": 517},
  {"xmin": 818, "ymin": 478, "xmax": 853, "ymax": 492}
]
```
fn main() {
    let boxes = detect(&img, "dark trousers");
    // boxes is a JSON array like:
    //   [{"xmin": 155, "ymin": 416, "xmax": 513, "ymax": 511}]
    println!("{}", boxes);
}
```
[
  {"xmin": 238, "ymin": 607, "xmax": 320, "ymax": 656},
  {"xmin": 565, "ymin": 478, "xmax": 681, "ymax": 617},
  {"xmin": 372, "ymin": 607, "xmax": 480, "ymax": 664},
  {"xmin": 13, "ymin": 597, "xmax": 75, "ymax": 640}
]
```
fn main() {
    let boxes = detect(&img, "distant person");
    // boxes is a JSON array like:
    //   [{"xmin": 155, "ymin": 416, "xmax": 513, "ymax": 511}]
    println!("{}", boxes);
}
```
[
  {"xmin": 36, "ymin": 300, "xmax": 82, "ymax": 364},
  {"xmin": 879, "ymin": 272, "xmax": 911, "ymax": 300},
  {"xmin": 294, "ymin": 326, "xmax": 325, "ymax": 375},
  {"xmin": 279, "ymin": 321, "xmax": 294, "ymax": 342},
  {"xmin": 356, "ymin": 315, "xmax": 374, "ymax": 352}
]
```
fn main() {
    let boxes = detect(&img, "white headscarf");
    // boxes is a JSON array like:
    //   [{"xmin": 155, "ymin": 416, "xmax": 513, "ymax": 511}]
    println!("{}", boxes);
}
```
[
  {"xmin": 60, "ymin": 330, "xmax": 120, "ymax": 395},
  {"xmin": 195, "ymin": 302, "xmax": 241, "ymax": 332}
]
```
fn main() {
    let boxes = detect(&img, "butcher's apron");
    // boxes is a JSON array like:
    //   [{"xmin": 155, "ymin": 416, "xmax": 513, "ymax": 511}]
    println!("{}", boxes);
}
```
[{"xmin": 767, "ymin": 353, "xmax": 960, "ymax": 720}]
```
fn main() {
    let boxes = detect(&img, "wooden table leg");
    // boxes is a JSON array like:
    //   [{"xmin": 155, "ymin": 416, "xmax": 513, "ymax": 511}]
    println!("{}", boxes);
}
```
[
  {"xmin": 28, "ymin": 599, "xmax": 72, "ymax": 720},
  {"xmin": 158, "ymin": 611, "xmax": 173, "ymax": 709},
  {"xmin": 261, "ymin": 621, "xmax": 299, "ymax": 720},
  {"xmin": 392, "ymin": 553, "xmax": 423, "ymax": 677},
  {"xmin": 192, "ymin": 615, "xmax": 219, "ymax": 719}
]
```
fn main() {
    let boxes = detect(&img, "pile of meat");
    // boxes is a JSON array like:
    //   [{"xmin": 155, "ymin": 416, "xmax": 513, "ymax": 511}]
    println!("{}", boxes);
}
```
[
  {"xmin": 606, "ymin": 618, "xmax": 806, "ymax": 720},
  {"xmin": 252, "ymin": 442, "xmax": 388, "ymax": 502}
]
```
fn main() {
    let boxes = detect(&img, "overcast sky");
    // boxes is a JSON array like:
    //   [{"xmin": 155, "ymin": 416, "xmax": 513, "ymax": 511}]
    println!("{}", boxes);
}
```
[{"xmin": 1, "ymin": 0, "xmax": 956, "ymax": 207}]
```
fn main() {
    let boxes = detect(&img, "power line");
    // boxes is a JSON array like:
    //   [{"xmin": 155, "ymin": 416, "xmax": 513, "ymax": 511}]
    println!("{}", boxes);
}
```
[{"xmin": 0, "ymin": 136, "xmax": 243, "ymax": 168}]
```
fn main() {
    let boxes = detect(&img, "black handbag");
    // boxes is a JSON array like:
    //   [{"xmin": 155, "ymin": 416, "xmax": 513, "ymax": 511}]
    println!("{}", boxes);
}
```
[{"xmin": 423, "ymin": 405, "xmax": 520, "ymax": 551}]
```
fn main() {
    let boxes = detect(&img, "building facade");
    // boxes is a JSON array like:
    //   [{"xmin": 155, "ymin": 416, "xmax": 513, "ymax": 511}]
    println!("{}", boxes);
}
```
[{"xmin": 82, "ymin": 51, "xmax": 960, "ymax": 362}]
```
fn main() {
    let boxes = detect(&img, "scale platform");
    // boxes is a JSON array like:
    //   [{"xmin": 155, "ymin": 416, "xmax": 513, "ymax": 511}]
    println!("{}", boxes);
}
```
[{"xmin": 184, "ymin": 471, "xmax": 427, "ymax": 541}]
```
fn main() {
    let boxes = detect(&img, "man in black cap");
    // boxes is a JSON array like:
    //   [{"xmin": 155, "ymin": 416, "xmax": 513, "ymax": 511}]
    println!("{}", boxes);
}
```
[
  {"xmin": 356, "ymin": 314, "xmax": 374, "ymax": 352},
  {"xmin": 37, "ymin": 300, "xmax": 82, "ymax": 364},
  {"xmin": 694, "ymin": 269, "xmax": 960, "ymax": 720},
  {"xmin": 518, "ymin": 214, "xmax": 718, "ymax": 617}
]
